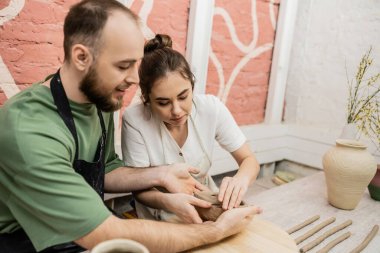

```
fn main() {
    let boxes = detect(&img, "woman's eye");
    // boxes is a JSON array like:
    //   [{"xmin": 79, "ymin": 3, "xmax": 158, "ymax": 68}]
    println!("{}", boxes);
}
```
[
  {"xmin": 179, "ymin": 95, "xmax": 188, "ymax": 100},
  {"xmin": 158, "ymin": 102, "xmax": 169, "ymax": 106},
  {"xmin": 118, "ymin": 65, "xmax": 130, "ymax": 70}
]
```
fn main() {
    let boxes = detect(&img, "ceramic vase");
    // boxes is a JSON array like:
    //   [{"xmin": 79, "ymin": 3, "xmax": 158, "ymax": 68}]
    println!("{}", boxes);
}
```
[
  {"xmin": 323, "ymin": 139, "xmax": 377, "ymax": 210},
  {"xmin": 368, "ymin": 164, "xmax": 380, "ymax": 201}
]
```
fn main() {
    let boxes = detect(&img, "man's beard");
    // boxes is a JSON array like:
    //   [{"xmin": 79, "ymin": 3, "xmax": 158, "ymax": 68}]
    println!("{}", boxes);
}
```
[{"xmin": 79, "ymin": 66, "xmax": 123, "ymax": 112}]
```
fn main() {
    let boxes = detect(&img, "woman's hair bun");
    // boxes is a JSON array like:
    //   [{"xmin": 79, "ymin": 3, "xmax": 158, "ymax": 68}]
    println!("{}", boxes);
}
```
[{"xmin": 144, "ymin": 34, "xmax": 173, "ymax": 53}]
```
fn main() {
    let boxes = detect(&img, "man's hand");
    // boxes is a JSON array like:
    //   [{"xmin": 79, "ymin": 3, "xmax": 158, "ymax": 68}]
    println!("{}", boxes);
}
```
[
  {"xmin": 213, "ymin": 205, "xmax": 262, "ymax": 240},
  {"xmin": 160, "ymin": 163, "xmax": 208, "ymax": 194},
  {"xmin": 218, "ymin": 175, "xmax": 250, "ymax": 210},
  {"xmin": 163, "ymin": 193, "xmax": 212, "ymax": 224}
]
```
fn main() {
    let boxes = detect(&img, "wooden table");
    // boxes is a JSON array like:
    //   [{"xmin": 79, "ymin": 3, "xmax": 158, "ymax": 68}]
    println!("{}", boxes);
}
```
[
  {"xmin": 188, "ymin": 217, "xmax": 297, "ymax": 253},
  {"xmin": 245, "ymin": 172, "xmax": 380, "ymax": 253}
]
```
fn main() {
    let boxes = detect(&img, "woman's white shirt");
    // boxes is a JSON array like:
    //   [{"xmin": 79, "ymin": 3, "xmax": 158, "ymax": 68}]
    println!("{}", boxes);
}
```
[{"xmin": 121, "ymin": 94, "xmax": 246, "ymax": 221}]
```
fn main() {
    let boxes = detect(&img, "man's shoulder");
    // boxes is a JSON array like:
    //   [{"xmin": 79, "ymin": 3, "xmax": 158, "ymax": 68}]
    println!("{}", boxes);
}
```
[
  {"xmin": 0, "ymin": 84, "xmax": 69, "ymax": 141},
  {"xmin": 1, "ymin": 84, "xmax": 54, "ymax": 121}
]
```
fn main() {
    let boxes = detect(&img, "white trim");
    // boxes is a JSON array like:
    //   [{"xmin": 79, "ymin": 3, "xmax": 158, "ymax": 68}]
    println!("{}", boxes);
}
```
[
  {"xmin": 265, "ymin": 0, "xmax": 299, "ymax": 123},
  {"xmin": 185, "ymin": 0, "xmax": 215, "ymax": 94},
  {"xmin": 208, "ymin": 124, "xmax": 380, "ymax": 176}
]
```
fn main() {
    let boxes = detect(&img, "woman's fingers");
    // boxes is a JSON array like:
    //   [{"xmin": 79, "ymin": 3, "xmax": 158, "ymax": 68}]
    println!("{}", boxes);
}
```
[
  {"xmin": 194, "ymin": 180, "xmax": 209, "ymax": 191},
  {"xmin": 190, "ymin": 196, "xmax": 212, "ymax": 208},
  {"xmin": 234, "ymin": 189, "xmax": 244, "ymax": 208},
  {"xmin": 228, "ymin": 186, "xmax": 241, "ymax": 210},
  {"xmin": 222, "ymin": 183, "xmax": 235, "ymax": 210},
  {"xmin": 218, "ymin": 176, "xmax": 249, "ymax": 210},
  {"xmin": 218, "ymin": 177, "xmax": 231, "ymax": 202}
]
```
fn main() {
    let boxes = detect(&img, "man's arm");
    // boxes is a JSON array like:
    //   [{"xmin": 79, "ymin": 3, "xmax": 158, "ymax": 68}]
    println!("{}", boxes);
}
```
[
  {"xmin": 75, "ymin": 205, "xmax": 261, "ymax": 253},
  {"xmin": 104, "ymin": 163, "xmax": 207, "ymax": 194},
  {"xmin": 134, "ymin": 188, "xmax": 212, "ymax": 224}
]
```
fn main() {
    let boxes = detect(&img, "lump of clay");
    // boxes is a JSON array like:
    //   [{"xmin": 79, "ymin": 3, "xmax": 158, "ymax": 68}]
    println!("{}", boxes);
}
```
[
  {"xmin": 194, "ymin": 190, "xmax": 246, "ymax": 222},
  {"xmin": 194, "ymin": 190, "xmax": 224, "ymax": 222}
]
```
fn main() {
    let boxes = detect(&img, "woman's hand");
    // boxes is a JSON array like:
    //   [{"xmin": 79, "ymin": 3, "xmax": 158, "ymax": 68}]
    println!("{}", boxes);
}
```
[
  {"xmin": 218, "ymin": 176, "xmax": 250, "ymax": 210},
  {"xmin": 218, "ymin": 143, "xmax": 260, "ymax": 210},
  {"xmin": 163, "ymin": 193, "xmax": 212, "ymax": 224}
]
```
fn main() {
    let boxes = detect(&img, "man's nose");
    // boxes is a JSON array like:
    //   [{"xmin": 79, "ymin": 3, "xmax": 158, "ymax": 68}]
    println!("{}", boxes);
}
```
[{"xmin": 125, "ymin": 63, "xmax": 140, "ymax": 85}]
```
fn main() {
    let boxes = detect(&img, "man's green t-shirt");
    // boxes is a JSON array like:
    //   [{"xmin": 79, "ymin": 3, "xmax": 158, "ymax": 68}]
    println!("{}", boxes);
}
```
[{"xmin": 0, "ymin": 83, "xmax": 124, "ymax": 251}]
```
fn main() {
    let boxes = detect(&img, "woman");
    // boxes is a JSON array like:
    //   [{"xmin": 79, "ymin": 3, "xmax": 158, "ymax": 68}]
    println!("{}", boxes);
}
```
[{"xmin": 121, "ymin": 34, "xmax": 260, "ymax": 224}]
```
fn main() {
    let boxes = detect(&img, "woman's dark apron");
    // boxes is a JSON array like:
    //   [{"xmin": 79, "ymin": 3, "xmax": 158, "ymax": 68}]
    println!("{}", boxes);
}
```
[{"xmin": 0, "ymin": 71, "xmax": 106, "ymax": 252}]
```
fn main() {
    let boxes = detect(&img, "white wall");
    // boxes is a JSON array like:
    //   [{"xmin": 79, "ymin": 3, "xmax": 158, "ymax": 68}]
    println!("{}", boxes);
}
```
[
  {"xmin": 285, "ymin": 0, "xmax": 380, "ymax": 129},
  {"xmin": 209, "ymin": 0, "xmax": 380, "ymax": 175}
]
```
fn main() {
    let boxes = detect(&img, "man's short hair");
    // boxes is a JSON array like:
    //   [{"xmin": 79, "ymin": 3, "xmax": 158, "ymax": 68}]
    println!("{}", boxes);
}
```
[{"xmin": 63, "ymin": 0, "xmax": 139, "ymax": 61}]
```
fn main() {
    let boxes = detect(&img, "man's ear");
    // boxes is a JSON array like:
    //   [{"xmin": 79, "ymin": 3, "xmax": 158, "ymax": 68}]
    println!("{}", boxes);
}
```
[{"xmin": 71, "ymin": 44, "xmax": 93, "ymax": 71}]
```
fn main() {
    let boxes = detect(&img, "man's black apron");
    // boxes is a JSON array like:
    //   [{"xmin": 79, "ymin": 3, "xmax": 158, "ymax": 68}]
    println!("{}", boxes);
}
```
[{"xmin": 0, "ymin": 71, "xmax": 106, "ymax": 252}]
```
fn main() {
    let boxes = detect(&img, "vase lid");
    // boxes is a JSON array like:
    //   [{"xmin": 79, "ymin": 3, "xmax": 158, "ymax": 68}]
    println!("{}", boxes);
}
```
[{"xmin": 336, "ymin": 138, "xmax": 367, "ymax": 149}]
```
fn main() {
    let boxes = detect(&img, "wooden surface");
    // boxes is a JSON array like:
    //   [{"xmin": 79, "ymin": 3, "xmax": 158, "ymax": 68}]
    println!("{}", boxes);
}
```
[
  {"xmin": 187, "ymin": 217, "xmax": 298, "ymax": 253},
  {"xmin": 245, "ymin": 172, "xmax": 380, "ymax": 253}
]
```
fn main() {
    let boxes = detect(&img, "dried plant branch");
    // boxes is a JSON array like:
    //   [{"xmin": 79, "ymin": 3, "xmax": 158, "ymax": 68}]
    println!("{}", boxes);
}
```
[{"xmin": 346, "ymin": 47, "xmax": 380, "ymax": 151}]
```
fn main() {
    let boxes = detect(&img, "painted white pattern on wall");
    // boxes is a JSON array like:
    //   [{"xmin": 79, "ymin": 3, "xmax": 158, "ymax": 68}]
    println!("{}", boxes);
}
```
[
  {"xmin": 220, "ymin": 43, "xmax": 273, "ymax": 103},
  {"xmin": 0, "ymin": 0, "xmax": 25, "ymax": 98},
  {"xmin": 269, "ymin": 0, "xmax": 277, "ymax": 29},
  {"xmin": 118, "ymin": 0, "xmax": 134, "ymax": 7},
  {"xmin": 117, "ymin": 0, "xmax": 154, "ymax": 106},
  {"xmin": 0, "ymin": 56, "xmax": 20, "ymax": 98},
  {"xmin": 211, "ymin": 0, "xmax": 273, "ymax": 103},
  {"xmin": 135, "ymin": 0, "xmax": 155, "ymax": 39},
  {"xmin": 0, "ymin": 0, "xmax": 24, "ymax": 25},
  {"xmin": 120, "ymin": 0, "xmax": 155, "ymax": 39},
  {"xmin": 214, "ymin": 2, "xmax": 259, "ymax": 53}
]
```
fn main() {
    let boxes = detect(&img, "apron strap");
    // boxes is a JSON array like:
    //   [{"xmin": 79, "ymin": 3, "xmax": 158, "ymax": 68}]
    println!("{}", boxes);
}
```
[
  {"xmin": 50, "ymin": 70, "xmax": 80, "ymax": 161},
  {"xmin": 50, "ymin": 70, "xmax": 107, "ymax": 163}
]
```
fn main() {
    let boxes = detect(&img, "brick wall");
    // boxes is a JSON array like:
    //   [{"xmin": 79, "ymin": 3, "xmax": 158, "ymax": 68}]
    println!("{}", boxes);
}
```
[
  {"xmin": 207, "ymin": 0, "xmax": 280, "ymax": 125},
  {"xmin": 0, "ymin": 0, "xmax": 280, "ymax": 126}
]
